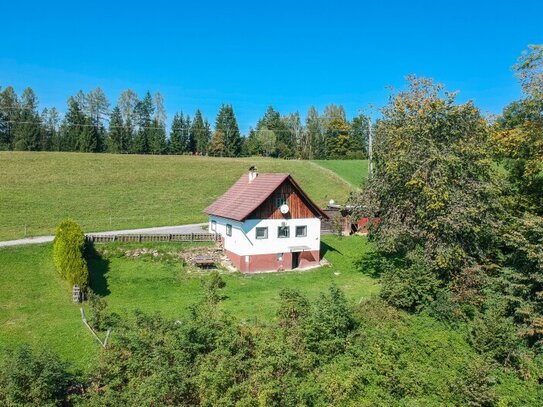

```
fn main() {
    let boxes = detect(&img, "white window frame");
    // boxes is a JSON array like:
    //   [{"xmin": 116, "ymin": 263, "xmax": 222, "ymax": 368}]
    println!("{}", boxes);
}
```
[
  {"xmin": 278, "ymin": 226, "xmax": 290, "ymax": 238},
  {"xmin": 226, "ymin": 224, "xmax": 232, "ymax": 236},
  {"xmin": 211, "ymin": 220, "xmax": 216, "ymax": 231},
  {"xmin": 295, "ymin": 225, "xmax": 307, "ymax": 237},
  {"xmin": 255, "ymin": 227, "xmax": 268, "ymax": 239}
]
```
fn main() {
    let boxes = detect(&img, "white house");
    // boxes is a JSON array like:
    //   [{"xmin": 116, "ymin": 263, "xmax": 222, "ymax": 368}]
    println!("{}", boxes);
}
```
[{"xmin": 204, "ymin": 169, "xmax": 328, "ymax": 272}]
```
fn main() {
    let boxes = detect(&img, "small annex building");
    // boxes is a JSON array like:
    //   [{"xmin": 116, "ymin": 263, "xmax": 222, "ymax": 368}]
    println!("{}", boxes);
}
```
[{"xmin": 204, "ymin": 168, "xmax": 328, "ymax": 273}]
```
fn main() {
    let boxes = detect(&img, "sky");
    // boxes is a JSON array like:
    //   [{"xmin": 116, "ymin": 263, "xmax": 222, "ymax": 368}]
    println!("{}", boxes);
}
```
[{"xmin": 1, "ymin": 0, "xmax": 542, "ymax": 133}]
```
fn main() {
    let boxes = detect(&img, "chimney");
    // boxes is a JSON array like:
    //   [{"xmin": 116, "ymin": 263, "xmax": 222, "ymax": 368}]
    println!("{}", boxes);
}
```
[{"xmin": 248, "ymin": 165, "xmax": 258, "ymax": 182}]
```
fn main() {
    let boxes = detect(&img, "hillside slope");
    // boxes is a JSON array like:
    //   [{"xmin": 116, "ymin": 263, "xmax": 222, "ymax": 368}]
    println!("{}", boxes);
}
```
[
  {"xmin": 312, "ymin": 159, "xmax": 368, "ymax": 187},
  {"xmin": 0, "ymin": 152, "xmax": 354, "ymax": 240}
]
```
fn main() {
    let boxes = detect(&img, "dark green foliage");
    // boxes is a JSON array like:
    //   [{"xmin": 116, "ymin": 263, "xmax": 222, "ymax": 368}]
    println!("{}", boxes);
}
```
[
  {"xmin": 169, "ymin": 112, "xmax": 191, "ymax": 154},
  {"xmin": 52, "ymin": 219, "xmax": 88, "ymax": 289},
  {"xmin": 350, "ymin": 113, "xmax": 369, "ymax": 158},
  {"xmin": 106, "ymin": 106, "xmax": 129, "ymax": 153},
  {"xmin": 0, "ymin": 345, "xmax": 72, "ymax": 407},
  {"xmin": 0, "ymin": 84, "xmax": 374, "ymax": 158},
  {"xmin": 380, "ymin": 247, "xmax": 443, "ymax": 312},
  {"xmin": 191, "ymin": 110, "xmax": 210, "ymax": 154},
  {"xmin": 214, "ymin": 104, "xmax": 241, "ymax": 157},
  {"xmin": 202, "ymin": 270, "xmax": 226, "ymax": 304},
  {"xmin": 88, "ymin": 291, "xmax": 108, "ymax": 331},
  {"xmin": 78, "ymin": 117, "xmax": 102, "ymax": 152},
  {"xmin": 276, "ymin": 288, "xmax": 310, "ymax": 328},
  {"xmin": 60, "ymin": 97, "xmax": 86, "ymax": 151}
]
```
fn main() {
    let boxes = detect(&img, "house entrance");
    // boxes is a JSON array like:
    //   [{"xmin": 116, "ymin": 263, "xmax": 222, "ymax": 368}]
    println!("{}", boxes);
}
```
[{"xmin": 292, "ymin": 252, "xmax": 300, "ymax": 269}]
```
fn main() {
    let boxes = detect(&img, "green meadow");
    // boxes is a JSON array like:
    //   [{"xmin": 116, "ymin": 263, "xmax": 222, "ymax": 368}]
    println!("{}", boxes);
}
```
[
  {"xmin": 0, "ymin": 152, "xmax": 364, "ymax": 241},
  {"xmin": 0, "ymin": 235, "xmax": 379, "ymax": 371}
]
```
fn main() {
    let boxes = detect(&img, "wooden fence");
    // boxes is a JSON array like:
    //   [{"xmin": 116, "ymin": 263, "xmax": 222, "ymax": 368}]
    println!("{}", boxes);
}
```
[{"xmin": 86, "ymin": 233, "xmax": 218, "ymax": 244}]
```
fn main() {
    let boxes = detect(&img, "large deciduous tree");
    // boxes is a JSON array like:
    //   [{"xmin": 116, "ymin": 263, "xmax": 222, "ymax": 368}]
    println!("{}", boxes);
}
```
[
  {"xmin": 353, "ymin": 76, "xmax": 502, "ymax": 309},
  {"xmin": 493, "ymin": 45, "xmax": 543, "ymax": 215}
]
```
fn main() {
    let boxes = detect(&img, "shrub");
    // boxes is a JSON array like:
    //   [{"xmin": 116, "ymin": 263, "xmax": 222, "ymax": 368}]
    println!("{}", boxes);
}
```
[
  {"xmin": 88, "ymin": 291, "xmax": 108, "ymax": 331},
  {"xmin": 53, "ymin": 219, "xmax": 88, "ymax": 290},
  {"xmin": 0, "ymin": 345, "xmax": 72, "ymax": 407},
  {"xmin": 380, "ymin": 247, "xmax": 442, "ymax": 312}
]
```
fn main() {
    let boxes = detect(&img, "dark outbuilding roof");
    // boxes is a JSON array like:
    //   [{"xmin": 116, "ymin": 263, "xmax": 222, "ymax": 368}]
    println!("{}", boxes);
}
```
[{"xmin": 203, "ymin": 173, "xmax": 328, "ymax": 221}]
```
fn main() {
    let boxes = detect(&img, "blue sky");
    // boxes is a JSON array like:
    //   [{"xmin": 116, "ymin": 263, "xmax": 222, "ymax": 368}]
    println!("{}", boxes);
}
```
[{"xmin": 1, "ymin": 0, "xmax": 542, "ymax": 133}]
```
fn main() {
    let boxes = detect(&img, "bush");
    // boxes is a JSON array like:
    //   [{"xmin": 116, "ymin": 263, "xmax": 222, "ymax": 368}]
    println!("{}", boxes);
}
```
[
  {"xmin": 0, "ymin": 345, "xmax": 72, "ymax": 407},
  {"xmin": 53, "ymin": 219, "xmax": 88, "ymax": 290},
  {"xmin": 88, "ymin": 291, "xmax": 108, "ymax": 331},
  {"xmin": 380, "ymin": 248, "xmax": 442, "ymax": 312}
]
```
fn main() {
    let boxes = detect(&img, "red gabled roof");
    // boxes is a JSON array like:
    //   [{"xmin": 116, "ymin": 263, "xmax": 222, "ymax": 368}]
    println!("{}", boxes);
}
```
[{"xmin": 203, "ymin": 173, "xmax": 328, "ymax": 221}]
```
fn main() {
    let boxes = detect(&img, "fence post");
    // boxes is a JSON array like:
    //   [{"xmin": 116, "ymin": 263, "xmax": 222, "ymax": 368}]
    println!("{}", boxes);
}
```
[
  {"xmin": 139, "ymin": 234, "xmax": 142, "ymax": 243},
  {"xmin": 191, "ymin": 232, "xmax": 194, "ymax": 241},
  {"xmin": 169, "ymin": 234, "xmax": 172, "ymax": 241}
]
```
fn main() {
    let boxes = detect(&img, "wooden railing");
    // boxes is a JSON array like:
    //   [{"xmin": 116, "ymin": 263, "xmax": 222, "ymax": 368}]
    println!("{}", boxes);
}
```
[{"xmin": 86, "ymin": 233, "xmax": 218, "ymax": 244}]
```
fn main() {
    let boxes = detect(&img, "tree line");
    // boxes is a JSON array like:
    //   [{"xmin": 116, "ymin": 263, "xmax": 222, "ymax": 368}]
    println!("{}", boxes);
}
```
[{"xmin": 0, "ymin": 87, "xmax": 370, "ymax": 159}]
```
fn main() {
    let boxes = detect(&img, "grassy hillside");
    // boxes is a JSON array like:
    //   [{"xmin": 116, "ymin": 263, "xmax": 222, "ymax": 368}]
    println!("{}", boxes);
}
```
[
  {"xmin": 0, "ymin": 236, "xmax": 379, "ymax": 370},
  {"xmin": 312, "ymin": 159, "xmax": 368, "ymax": 187},
  {"xmin": 0, "ymin": 152, "xmax": 355, "ymax": 241}
]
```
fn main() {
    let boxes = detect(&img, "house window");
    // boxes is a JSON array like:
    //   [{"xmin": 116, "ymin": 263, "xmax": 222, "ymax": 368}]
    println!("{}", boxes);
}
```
[
  {"xmin": 226, "ymin": 224, "xmax": 232, "ymax": 236},
  {"xmin": 255, "ymin": 227, "xmax": 268, "ymax": 239},
  {"xmin": 211, "ymin": 220, "xmax": 216, "ymax": 231},
  {"xmin": 277, "ymin": 253, "xmax": 283, "ymax": 261},
  {"xmin": 275, "ymin": 195, "xmax": 287, "ymax": 208},
  {"xmin": 278, "ymin": 226, "xmax": 290, "ymax": 238},
  {"xmin": 295, "ymin": 225, "xmax": 307, "ymax": 237}
]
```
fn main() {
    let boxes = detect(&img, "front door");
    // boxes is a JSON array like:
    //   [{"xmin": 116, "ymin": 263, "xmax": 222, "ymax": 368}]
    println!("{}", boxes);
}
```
[{"xmin": 292, "ymin": 252, "xmax": 300, "ymax": 269}]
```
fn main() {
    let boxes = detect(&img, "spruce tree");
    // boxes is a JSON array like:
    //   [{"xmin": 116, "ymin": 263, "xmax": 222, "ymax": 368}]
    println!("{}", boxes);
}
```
[
  {"xmin": 350, "ymin": 113, "xmax": 370, "ymax": 158},
  {"xmin": 107, "ymin": 106, "xmax": 128, "ymax": 153},
  {"xmin": 132, "ymin": 91, "xmax": 154, "ymax": 154},
  {"xmin": 169, "ymin": 112, "xmax": 191, "ymax": 154},
  {"xmin": 215, "ymin": 104, "xmax": 241, "ymax": 157},
  {"xmin": 191, "ymin": 110, "xmax": 210, "ymax": 154},
  {"xmin": 60, "ymin": 97, "xmax": 85, "ymax": 151},
  {"xmin": 0, "ymin": 86, "xmax": 19, "ymax": 150},
  {"xmin": 78, "ymin": 116, "xmax": 101, "ymax": 152},
  {"xmin": 13, "ymin": 88, "xmax": 41, "ymax": 151},
  {"xmin": 305, "ymin": 106, "xmax": 323, "ymax": 159}
]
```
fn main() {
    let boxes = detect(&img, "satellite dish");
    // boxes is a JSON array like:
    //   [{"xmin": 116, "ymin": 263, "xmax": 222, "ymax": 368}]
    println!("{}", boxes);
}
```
[{"xmin": 280, "ymin": 204, "xmax": 289, "ymax": 214}]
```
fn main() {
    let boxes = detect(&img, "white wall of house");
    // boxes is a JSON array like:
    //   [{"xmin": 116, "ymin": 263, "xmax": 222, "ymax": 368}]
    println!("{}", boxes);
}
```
[{"xmin": 208, "ymin": 215, "xmax": 321, "ymax": 256}]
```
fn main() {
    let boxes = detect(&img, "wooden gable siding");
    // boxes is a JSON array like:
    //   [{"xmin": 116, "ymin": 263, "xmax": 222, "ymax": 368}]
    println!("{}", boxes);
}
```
[{"xmin": 248, "ymin": 179, "xmax": 317, "ymax": 219}]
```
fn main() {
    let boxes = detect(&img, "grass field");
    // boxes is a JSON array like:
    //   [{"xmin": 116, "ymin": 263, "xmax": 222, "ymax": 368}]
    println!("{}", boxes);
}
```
[
  {"xmin": 0, "ymin": 235, "xmax": 378, "ymax": 371},
  {"xmin": 312, "ymin": 159, "xmax": 368, "ymax": 187},
  {"xmin": 0, "ymin": 152, "xmax": 360, "ymax": 241}
]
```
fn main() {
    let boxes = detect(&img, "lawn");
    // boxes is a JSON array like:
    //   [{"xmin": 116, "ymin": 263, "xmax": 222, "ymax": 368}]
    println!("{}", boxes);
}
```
[
  {"xmin": 0, "ymin": 235, "xmax": 378, "ymax": 370},
  {"xmin": 312, "ymin": 159, "xmax": 368, "ymax": 187},
  {"xmin": 0, "ymin": 152, "xmax": 356, "ymax": 241}
]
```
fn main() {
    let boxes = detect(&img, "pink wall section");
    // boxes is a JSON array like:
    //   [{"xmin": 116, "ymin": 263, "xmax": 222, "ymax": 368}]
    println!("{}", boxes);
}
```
[{"xmin": 226, "ymin": 250, "xmax": 320, "ymax": 273}]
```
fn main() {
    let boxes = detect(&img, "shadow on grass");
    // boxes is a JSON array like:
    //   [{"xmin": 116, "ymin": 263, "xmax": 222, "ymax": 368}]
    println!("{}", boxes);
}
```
[
  {"xmin": 321, "ymin": 240, "xmax": 342, "ymax": 257},
  {"xmin": 86, "ymin": 243, "xmax": 110, "ymax": 296},
  {"xmin": 354, "ymin": 250, "xmax": 407, "ymax": 279}
]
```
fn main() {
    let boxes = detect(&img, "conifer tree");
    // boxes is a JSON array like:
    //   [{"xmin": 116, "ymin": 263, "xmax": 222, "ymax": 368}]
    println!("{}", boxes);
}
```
[
  {"xmin": 306, "ymin": 106, "xmax": 323, "ymax": 159},
  {"xmin": 215, "ymin": 104, "xmax": 241, "ymax": 156},
  {"xmin": 0, "ymin": 86, "xmax": 19, "ymax": 150},
  {"xmin": 107, "ymin": 106, "xmax": 128, "ymax": 153},
  {"xmin": 60, "ymin": 97, "xmax": 85, "ymax": 151},
  {"xmin": 132, "ymin": 91, "xmax": 154, "ymax": 154},
  {"xmin": 78, "ymin": 116, "xmax": 101, "ymax": 152},
  {"xmin": 191, "ymin": 110, "xmax": 210, "ymax": 154},
  {"xmin": 13, "ymin": 88, "xmax": 41, "ymax": 151}
]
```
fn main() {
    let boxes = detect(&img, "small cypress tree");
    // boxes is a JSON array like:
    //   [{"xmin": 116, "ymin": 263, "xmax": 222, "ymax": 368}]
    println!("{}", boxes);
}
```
[{"xmin": 53, "ymin": 220, "xmax": 88, "ymax": 290}]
